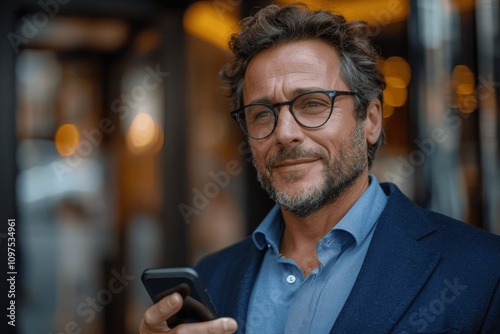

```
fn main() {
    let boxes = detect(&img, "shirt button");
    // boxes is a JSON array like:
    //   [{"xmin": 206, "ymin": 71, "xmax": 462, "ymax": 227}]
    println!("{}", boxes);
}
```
[{"xmin": 286, "ymin": 275, "xmax": 296, "ymax": 284}]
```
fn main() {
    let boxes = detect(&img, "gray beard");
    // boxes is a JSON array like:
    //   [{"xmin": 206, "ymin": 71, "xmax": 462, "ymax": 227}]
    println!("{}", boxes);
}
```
[{"xmin": 254, "ymin": 121, "xmax": 367, "ymax": 217}]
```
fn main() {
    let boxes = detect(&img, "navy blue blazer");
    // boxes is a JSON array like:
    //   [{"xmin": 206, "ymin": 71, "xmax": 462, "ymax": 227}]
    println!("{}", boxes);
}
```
[{"xmin": 195, "ymin": 183, "xmax": 500, "ymax": 333}]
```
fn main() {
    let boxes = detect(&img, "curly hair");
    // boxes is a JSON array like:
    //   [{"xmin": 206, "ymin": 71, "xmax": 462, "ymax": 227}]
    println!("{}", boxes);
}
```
[{"xmin": 220, "ymin": 2, "xmax": 386, "ymax": 166}]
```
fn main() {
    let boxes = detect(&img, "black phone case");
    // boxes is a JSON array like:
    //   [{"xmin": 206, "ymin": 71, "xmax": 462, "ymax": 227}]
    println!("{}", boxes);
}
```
[{"xmin": 141, "ymin": 267, "xmax": 218, "ymax": 325}]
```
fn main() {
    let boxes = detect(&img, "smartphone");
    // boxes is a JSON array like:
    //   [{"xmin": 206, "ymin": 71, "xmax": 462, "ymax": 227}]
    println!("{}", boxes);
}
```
[{"xmin": 141, "ymin": 267, "xmax": 218, "ymax": 326}]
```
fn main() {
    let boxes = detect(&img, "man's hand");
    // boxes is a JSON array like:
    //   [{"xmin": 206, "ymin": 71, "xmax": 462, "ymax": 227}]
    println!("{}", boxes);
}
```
[{"xmin": 139, "ymin": 292, "xmax": 238, "ymax": 333}]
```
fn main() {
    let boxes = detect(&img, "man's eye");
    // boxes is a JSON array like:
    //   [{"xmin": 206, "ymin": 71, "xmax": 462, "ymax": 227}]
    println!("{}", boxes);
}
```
[
  {"xmin": 300, "ymin": 99, "xmax": 329, "ymax": 109},
  {"xmin": 255, "ymin": 110, "xmax": 272, "ymax": 119},
  {"xmin": 248, "ymin": 107, "xmax": 273, "ymax": 121},
  {"xmin": 304, "ymin": 100, "xmax": 323, "ymax": 108}
]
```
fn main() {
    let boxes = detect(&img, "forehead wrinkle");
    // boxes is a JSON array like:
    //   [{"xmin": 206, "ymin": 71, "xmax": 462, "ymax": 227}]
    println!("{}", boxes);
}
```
[{"xmin": 243, "ymin": 40, "xmax": 345, "ymax": 103}]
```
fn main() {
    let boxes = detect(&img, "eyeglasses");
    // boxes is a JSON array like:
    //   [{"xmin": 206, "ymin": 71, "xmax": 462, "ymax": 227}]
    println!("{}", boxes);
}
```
[{"xmin": 230, "ymin": 90, "xmax": 356, "ymax": 140}]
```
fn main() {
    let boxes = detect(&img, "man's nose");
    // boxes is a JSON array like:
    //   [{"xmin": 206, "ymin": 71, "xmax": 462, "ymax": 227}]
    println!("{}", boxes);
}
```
[{"xmin": 272, "ymin": 106, "xmax": 304, "ymax": 144}]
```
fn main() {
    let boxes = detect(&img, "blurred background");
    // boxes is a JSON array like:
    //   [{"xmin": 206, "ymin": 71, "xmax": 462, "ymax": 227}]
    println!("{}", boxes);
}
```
[{"xmin": 0, "ymin": 0, "xmax": 498, "ymax": 333}]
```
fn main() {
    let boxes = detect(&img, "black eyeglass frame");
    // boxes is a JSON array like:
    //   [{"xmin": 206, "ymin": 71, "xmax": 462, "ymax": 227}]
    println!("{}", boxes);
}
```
[{"xmin": 230, "ymin": 90, "xmax": 357, "ymax": 140}]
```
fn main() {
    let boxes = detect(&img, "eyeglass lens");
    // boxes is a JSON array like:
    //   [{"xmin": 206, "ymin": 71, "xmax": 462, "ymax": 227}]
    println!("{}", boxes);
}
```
[{"xmin": 240, "ymin": 91, "xmax": 334, "ymax": 139}]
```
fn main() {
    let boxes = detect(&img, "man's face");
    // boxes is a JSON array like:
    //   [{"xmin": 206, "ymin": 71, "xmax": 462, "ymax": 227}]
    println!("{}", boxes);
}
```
[{"xmin": 243, "ymin": 39, "xmax": 371, "ymax": 217}]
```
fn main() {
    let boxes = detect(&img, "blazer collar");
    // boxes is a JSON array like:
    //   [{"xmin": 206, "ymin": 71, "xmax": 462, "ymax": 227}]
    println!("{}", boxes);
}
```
[{"xmin": 332, "ymin": 183, "xmax": 441, "ymax": 333}]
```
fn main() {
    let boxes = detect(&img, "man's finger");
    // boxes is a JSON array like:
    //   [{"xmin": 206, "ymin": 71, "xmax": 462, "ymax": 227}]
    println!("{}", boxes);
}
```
[
  {"xmin": 173, "ymin": 317, "xmax": 238, "ymax": 334},
  {"xmin": 140, "ymin": 293, "xmax": 183, "ymax": 333}
]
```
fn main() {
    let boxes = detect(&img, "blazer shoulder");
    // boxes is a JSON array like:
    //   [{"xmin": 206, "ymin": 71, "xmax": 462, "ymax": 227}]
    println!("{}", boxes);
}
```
[{"xmin": 381, "ymin": 182, "xmax": 500, "ymax": 265}]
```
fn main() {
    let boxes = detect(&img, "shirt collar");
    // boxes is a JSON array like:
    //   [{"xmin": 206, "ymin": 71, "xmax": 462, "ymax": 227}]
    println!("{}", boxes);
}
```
[
  {"xmin": 252, "ymin": 204, "xmax": 282, "ymax": 252},
  {"xmin": 252, "ymin": 174, "xmax": 387, "ymax": 251},
  {"xmin": 326, "ymin": 174, "xmax": 387, "ymax": 247}
]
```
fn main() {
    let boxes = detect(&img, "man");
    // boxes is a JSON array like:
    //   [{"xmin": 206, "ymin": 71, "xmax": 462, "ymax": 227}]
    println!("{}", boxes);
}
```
[{"xmin": 140, "ymin": 3, "xmax": 500, "ymax": 333}]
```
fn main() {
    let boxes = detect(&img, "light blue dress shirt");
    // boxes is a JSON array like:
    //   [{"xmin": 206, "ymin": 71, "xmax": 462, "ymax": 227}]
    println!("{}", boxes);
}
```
[{"xmin": 246, "ymin": 174, "xmax": 388, "ymax": 334}]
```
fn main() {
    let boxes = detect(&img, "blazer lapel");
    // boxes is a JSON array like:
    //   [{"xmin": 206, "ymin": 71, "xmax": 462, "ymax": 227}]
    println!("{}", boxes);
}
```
[
  {"xmin": 220, "ymin": 240, "xmax": 265, "ymax": 333},
  {"xmin": 332, "ymin": 184, "xmax": 442, "ymax": 333}
]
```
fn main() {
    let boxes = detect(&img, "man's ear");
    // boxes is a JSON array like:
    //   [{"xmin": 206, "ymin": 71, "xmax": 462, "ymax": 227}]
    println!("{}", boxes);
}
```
[{"xmin": 363, "ymin": 99, "xmax": 383, "ymax": 145}]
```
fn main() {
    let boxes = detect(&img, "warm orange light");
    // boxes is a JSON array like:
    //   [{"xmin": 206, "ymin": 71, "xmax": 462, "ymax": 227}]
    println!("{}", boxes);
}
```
[
  {"xmin": 457, "ymin": 94, "xmax": 477, "ymax": 114},
  {"xmin": 384, "ymin": 85, "xmax": 407, "ymax": 107},
  {"xmin": 453, "ymin": 65, "xmax": 475, "ymax": 94},
  {"xmin": 386, "ymin": 76, "xmax": 407, "ymax": 89},
  {"xmin": 454, "ymin": 0, "xmax": 476, "ymax": 12},
  {"xmin": 453, "ymin": 65, "xmax": 476, "ymax": 113},
  {"xmin": 380, "ymin": 56, "xmax": 411, "ymax": 107},
  {"xmin": 55, "ymin": 123, "xmax": 80, "ymax": 156},
  {"xmin": 383, "ymin": 104, "xmax": 395, "ymax": 118},
  {"xmin": 133, "ymin": 28, "xmax": 162, "ymax": 54},
  {"xmin": 384, "ymin": 56, "xmax": 411, "ymax": 87},
  {"xmin": 127, "ymin": 112, "xmax": 163, "ymax": 155},
  {"xmin": 183, "ymin": 1, "xmax": 239, "ymax": 50},
  {"xmin": 277, "ymin": 0, "xmax": 408, "ymax": 26},
  {"xmin": 150, "ymin": 122, "xmax": 164, "ymax": 155}
]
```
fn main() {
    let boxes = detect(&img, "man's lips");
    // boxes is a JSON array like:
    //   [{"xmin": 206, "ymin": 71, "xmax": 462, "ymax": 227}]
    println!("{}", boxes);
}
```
[{"xmin": 273, "ymin": 158, "xmax": 321, "ymax": 169}]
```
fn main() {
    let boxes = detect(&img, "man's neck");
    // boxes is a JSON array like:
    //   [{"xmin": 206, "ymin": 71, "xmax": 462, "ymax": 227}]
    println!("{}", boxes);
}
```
[{"xmin": 279, "ymin": 172, "xmax": 370, "ymax": 276}]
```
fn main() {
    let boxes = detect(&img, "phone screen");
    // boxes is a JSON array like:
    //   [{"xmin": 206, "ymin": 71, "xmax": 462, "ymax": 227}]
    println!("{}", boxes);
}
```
[{"xmin": 141, "ymin": 267, "xmax": 218, "ymax": 326}]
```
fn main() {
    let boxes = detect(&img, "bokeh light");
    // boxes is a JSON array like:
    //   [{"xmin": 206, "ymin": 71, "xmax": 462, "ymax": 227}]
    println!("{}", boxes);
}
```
[
  {"xmin": 127, "ymin": 112, "xmax": 164, "ymax": 155},
  {"xmin": 55, "ymin": 123, "xmax": 80, "ymax": 156}
]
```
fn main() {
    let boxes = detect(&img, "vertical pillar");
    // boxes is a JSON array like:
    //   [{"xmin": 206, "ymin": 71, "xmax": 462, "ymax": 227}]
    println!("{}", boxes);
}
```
[
  {"xmin": 476, "ymin": 0, "xmax": 500, "ymax": 234},
  {"xmin": 156, "ymin": 9, "xmax": 189, "ymax": 266},
  {"xmin": 409, "ymin": 0, "xmax": 467, "ymax": 222}
]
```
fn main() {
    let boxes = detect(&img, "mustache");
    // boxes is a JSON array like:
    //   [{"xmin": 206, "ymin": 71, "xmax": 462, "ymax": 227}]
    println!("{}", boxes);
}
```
[{"xmin": 264, "ymin": 147, "xmax": 328, "ymax": 170}]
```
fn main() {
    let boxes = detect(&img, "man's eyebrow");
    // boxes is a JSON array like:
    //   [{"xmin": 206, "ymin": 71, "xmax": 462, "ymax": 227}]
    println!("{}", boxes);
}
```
[
  {"xmin": 247, "ymin": 87, "xmax": 327, "ymax": 104},
  {"xmin": 291, "ymin": 87, "xmax": 326, "ymax": 95}
]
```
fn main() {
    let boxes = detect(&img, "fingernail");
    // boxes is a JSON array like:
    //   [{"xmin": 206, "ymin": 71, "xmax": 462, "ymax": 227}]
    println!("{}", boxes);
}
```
[
  {"xmin": 222, "ymin": 318, "xmax": 238, "ymax": 332},
  {"xmin": 168, "ymin": 293, "xmax": 180, "ymax": 306}
]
